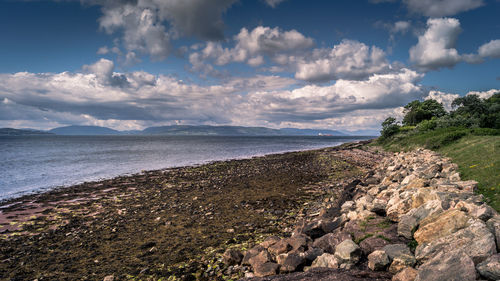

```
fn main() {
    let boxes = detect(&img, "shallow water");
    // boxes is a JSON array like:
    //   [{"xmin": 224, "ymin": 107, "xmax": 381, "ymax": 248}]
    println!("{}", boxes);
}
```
[{"xmin": 0, "ymin": 135, "xmax": 371, "ymax": 199}]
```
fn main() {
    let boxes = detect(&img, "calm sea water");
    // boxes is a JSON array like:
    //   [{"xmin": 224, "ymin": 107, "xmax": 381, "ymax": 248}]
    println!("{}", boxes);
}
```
[{"xmin": 0, "ymin": 135, "xmax": 372, "ymax": 200}]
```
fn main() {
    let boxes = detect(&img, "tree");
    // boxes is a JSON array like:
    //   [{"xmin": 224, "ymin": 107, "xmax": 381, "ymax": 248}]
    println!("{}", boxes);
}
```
[
  {"xmin": 381, "ymin": 117, "xmax": 400, "ymax": 138},
  {"xmin": 402, "ymin": 99, "xmax": 447, "ymax": 126}
]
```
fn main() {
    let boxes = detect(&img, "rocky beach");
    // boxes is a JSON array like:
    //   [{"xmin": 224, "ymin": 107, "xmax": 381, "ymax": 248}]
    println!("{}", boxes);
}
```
[{"xmin": 1, "ymin": 141, "xmax": 499, "ymax": 281}]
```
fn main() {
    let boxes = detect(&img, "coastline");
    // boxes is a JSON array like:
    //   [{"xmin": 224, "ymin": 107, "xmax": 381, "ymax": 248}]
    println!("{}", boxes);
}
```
[{"xmin": 0, "ymin": 140, "xmax": 379, "ymax": 280}]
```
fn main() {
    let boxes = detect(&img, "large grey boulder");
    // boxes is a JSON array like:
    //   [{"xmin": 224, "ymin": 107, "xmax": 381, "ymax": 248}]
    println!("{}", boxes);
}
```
[
  {"xmin": 310, "ymin": 253, "xmax": 338, "ymax": 269},
  {"xmin": 476, "ymin": 254, "xmax": 500, "ymax": 281},
  {"xmin": 334, "ymin": 239, "xmax": 361, "ymax": 268},
  {"xmin": 415, "ymin": 250, "xmax": 476, "ymax": 281},
  {"xmin": 415, "ymin": 219, "xmax": 496, "ymax": 264}
]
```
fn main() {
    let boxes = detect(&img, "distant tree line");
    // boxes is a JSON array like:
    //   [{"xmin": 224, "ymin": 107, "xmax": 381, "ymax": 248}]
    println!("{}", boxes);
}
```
[{"xmin": 381, "ymin": 92, "xmax": 500, "ymax": 138}]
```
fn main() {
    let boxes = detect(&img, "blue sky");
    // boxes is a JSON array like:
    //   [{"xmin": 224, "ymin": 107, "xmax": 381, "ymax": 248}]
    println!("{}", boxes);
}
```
[{"xmin": 0, "ymin": 0, "xmax": 499, "ymax": 134}]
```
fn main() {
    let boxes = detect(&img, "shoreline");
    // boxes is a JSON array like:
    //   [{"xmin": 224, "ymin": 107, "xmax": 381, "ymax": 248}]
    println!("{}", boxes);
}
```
[
  {"xmin": 0, "ymin": 137, "xmax": 374, "ymax": 203},
  {"xmin": 0, "ymin": 140, "xmax": 379, "ymax": 280}
]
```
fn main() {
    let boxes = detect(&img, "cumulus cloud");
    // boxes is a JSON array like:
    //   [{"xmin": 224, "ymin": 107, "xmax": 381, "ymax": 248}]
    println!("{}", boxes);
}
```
[
  {"xmin": 409, "ymin": 18, "xmax": 462, "ymax": 71},
  {"xmin": 293, "ymin": 40, "xmax": 392, "ymax": 82},
  {"xmin": 189, "ymin": 26, "xmax": 314, "ymax": 73},
  {"xmin": 0, "ymin": 60, "xmax": 425, "ymax": 132},
  {"xmin": 425, "ymin": 90, "xmax": 460, "ymax": 111},
  {"xmin": 402, "ymin": 0, "xmax": 484, "ymax": 17},
  {"xmin": 467, "ymin": 89, "xmax": 499, "ymax": 99},
  {"xmin": 478, "ymin": 39, "xmax": 500, "ymax": 58},
  {"xmin": 86, "ymin": 0, "xmax": 237, "ymax": 60}
]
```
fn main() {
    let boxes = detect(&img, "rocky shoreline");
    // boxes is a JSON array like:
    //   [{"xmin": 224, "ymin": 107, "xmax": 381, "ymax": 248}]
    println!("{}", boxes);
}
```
[
  {"xmin": 0, "ymin": 141, "xmax": 379, "ymax": 280},
  {"xmin": 2, "ymin": 142, "xmax": 498, "ymax": 280},
  {"xmin": 231, "ymin": 148, "xmax": 499, "ymax": 281}
]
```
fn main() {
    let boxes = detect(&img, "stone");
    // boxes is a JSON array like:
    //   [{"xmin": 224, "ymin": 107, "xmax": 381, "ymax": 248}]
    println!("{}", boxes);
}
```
[
  {"xmin": 370, "ymin": 199, "xmax": 387, "ymax": 215},
  {"xmin": 486, "ymin": 216, "xmax": 500, "ymax": 252},
  {"xmin": 260, "ymin": 236, "xmax": 280, "ymax": 248},
  {"xmin": 476, "ymin": 254, "xmax": 500, "ymax": 281},
  {"xmin": 268, "ymin": 239, "xmax": 291, "ymax": 256},
  {"xmin": 310, "ymin": 253, "xmax": 339, "ymax": 269},
  {"xmin": 383, "ymin": 244, "xmax": 415, "ymax": 273},
  {"xmin": 392, "ymin": 267, "xmax": 417, "ymax": 281},
  {"xmin": 286, "ymin": 235, "xmax": 309, "ymax": 252},
  {"xmin": 410, "ymin": 189, "xmax": 439, "ymax": 209},
  {"xmin": 398, "ymin": 200, "xmax": 444, "ymax": 239},
  {"xmin": 415, "ymin": 219, "xmax": 496, "ymax": 264},
  {"xmin": 248, "ymin": 249, "xmax": 272, "ymax": 268},
  {"xmin": 334, "ymin": 239, "xmax": 361, "ymax": 265},
  {"xmin": 302, "ymin": 247, "xmax": 324, "ymax": 262},
  {"xmin": 359, "ymin": 236, "xmax": 391, "ymax": 256},
  {"xmin": 312, "ymin": 230, "xmax": 351, "ymax": 254},
  {"xmin": 405, "ymin": 178, "xmax": 428, "ymax": 190},
  {"xmin": 471, "ymin": 205, "xmax": 495, "ymax": 222},
  {"xmin": 277, "ymin": 253, "xmax": 305, "ymax": 273},
  {"xmin": 413, "ymin": 209, "xmax": 469, "ymax": 244},
  {"xmin": 242, "ymin": 245, "xmax": 265, "ymax": 265},
  {"xmin": 222, "ymin": 249, "xmax": 243, "ymax": 266},
  {"xmin": 253, "ymin": 262, "xmax": 279, "ymax": 277},
  {"xmin": 415, "ymin": 250, "xmax": 476, "ymax": 281},
  {"xmin": 103, "ymin": 276, "xmax": 114, "ymax": 281},
  {"xmin": 294, "ymin": 218, "xmax": 341, "ymax": 239},
  {"xmin": 341, "ymin": 201, "xmax": 355, "ymax": 214},
  {"xmin": 368, "ymin": 250, "xmax": 390, "ymax": 271}
]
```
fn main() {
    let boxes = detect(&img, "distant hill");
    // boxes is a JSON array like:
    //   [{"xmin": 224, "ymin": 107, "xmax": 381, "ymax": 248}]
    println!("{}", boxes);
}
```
[
  {"xmin": 278, "ymin": 128, "xmax": 345, "ymax": 136},
  {"xmin": 0, "ymin": 128, "xmax": 53, "ymax": 136},
  {"xmin": 142, "ymin": 125, "xmax": 283, "ymax": 136},
  {"xmin": 49, "ymin": 125, "xmax": 121, "ymax": 135},
  {"xmin": 36, "ymin": 125, "xmax": 351, "ymax": 136}
]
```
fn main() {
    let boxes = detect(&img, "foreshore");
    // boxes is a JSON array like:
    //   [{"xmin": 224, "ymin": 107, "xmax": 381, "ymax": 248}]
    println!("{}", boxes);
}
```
[{"xmin": 0, "ymin": 141, "xmax": 379, "ymax": 280}]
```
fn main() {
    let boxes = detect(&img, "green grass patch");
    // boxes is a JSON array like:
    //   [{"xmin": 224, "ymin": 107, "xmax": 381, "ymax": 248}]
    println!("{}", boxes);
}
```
[
  {"xmin": 354, "ymin": 233, "xmax": 374, "ymax": 244},
  {"xmin": 376, "ymin": 234, "xmax": 392, "ymax": 242},
  {"xmin": 375, "ymin": 128, "xmax": 500, "ymax": 211}
]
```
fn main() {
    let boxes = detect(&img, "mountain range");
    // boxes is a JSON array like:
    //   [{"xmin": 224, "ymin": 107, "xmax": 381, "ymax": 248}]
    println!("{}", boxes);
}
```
[{"xmin": 1, "ymin": 125, "xmax": 354, "ymax": 136}]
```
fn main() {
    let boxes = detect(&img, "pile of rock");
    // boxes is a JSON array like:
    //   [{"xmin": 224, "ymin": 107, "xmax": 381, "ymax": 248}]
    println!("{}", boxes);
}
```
[{"xmin": 222, "ymin": 148, "xmax": 500, "ymax": 280}]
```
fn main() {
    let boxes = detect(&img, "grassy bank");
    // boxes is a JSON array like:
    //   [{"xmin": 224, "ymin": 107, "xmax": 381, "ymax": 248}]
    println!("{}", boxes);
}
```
[{"xmin": 375, "ymin": 127, "xmax": 500, "ymax": 211}]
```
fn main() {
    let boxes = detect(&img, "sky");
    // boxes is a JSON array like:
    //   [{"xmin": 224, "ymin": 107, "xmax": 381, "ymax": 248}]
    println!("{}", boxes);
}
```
[{"xmin": 0, "ymin": 0, "xmax": 499, "ymax": 135}]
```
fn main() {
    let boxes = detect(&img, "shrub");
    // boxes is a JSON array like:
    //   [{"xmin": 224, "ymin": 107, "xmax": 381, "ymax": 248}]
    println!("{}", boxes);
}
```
[
  {"xmin": 416, "ymin": 118, "xmax": 437, "ymax": 132},
  {"xmin": 380, "ymin": 117, "xmax": 400, "ymax": 139}
]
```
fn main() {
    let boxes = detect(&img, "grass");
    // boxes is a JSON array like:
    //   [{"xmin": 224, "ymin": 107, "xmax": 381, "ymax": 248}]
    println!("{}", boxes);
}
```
[{"xmin": 375, "ymin": 127, "xmax": 500, "ymax": 211}]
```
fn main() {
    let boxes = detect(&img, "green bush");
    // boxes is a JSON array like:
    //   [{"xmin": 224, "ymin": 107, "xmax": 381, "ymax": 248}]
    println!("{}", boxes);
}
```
[
  {"xmin": 472, "ymin": 128, "xmax": 500, "ymax": 136},
  {"xmin": 416, "ymin": 118, "xmax": 437, "ymax": 132},
  {"xmin": 399, "ymin": 126, "xmax": 416, "ymax": 132}
]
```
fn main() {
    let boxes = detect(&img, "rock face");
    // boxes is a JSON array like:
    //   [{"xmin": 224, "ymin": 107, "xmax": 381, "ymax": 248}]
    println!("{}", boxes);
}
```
[{"xmin": 415, "ymin": 250, "xmax": 477, "ymax": 281}]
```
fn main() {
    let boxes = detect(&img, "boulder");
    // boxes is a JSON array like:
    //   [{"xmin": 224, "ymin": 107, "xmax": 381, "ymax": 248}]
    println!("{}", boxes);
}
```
[
  {"xmin": 370, "ymin": 199, "xmax": 387, "ymax": 215},
  {"xmin": 486, "ymin": 216, "xmax": 500, "ymax": 252},
  {"xmin": 277, "ymin": 253, "xmax": 305, "ymax": 273},
  {"xmin": 359, "ymin": 236, "xmax": 391, "ymax": 256},
  {"xmin": 248, "ymin": 249, "xmax": 272, "ymax": 268},
  {"xmin": 415, "ymin": 250, "xmax": 476, "ymax": 281},
  {"xmin": 222, "ymin": 249, "xmax": 243, "ymax": 266},
  {"xmin": 341, "ymin": 201, "xmax": 355, "ymax": 214},
  {"xmin": 310, "ymin": 253, "xmax": 339, "ymax": 269},
  {"xmin": 383, "ymin": 244, "xmax": 415, "ymax": 274},
  {"xmin": 302, "ymin": 247, "xmax": 324, "ymax": 262},
  {"xmin": 413, "ymin": 209, "xmax": 469, "ymax": 244},
  {"xmin": 312, "ymin": 230, "xmax": 351, "ymax": 254},
  {"xmin": 268, "ymin": 239, "xmax": 291, "ymax": 256},
  {"xmin": 410, "ymin": 189, "xmax": 439, "ymax": 209},
  {"xmin": 334, "ymin": 239, "xmax": 361, "ymax": 266},
  {"xmin": 253, "ymin": 262, "xmax": 279, "ymax": 277},
  {"xmin": 260, "ymin": 236, "xmax": 280, "ymax": 248},
  {"xmin": 286, "ymin": 235, "xmax": 310, "ymax": 253},
  {"xmin": 476, "ymin": 254, "xmax": 500, "ymax": 281},
  {"xmin": 242, "ymin": 245, "xmax": 265, "ymax": 265},
  {"xmin": 367, "ymin": 250, "xmax": 390, "ymax": 271},
  {"xmin": 398, "ymin": 200, "xmax": 444, "ymax": 239},
  {"xmin": 103, "ymin": 276, "xmax": 114, "ymax": 281},
  {"xmin": 415, "ymin": 219, "xmax": 496, "ymax": 264},
  {"xmin": 392, "ymin": 267, "xmax": 417, "ymax": 281}
]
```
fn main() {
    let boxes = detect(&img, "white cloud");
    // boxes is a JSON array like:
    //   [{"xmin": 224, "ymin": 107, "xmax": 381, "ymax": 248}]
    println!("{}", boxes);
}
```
[
  {"xmin": 467, "ymin": 89, "xmax": 499, "ymax": 99},
  {"xmin": 0, "ymin": 61, "xmax": 425, "ymax": 132},
  {"xmin": 86, "ymin": 0, "xmax": 237, "ymax": 60},
  {"xmin": 189, "ymin": 26, "xmax": 314, "ymax": 72},
  {"xmin": 393, "ymin": 21, "xmax": 411, "ymax": 34},
  {"xmin": 403, "ymin": 0, "xmax": 484, "ymax": 17},
  {"xmin": 97, "ymin": 46, "xmax": 109, "ymax": 55},
  {"xmin": 294, "ymin": 40, "xmax": 392, "ymax": 82},
  {"xmin": 478, "ymin": 39, "xmax": 500, "ymax": 58},
  {"xmin": 425, "ymin": 90, "xmax": 460, "ymax": 111},
  {"xmin": 409, "ymin": 18, "xmax": 462, "ymax": 71}
]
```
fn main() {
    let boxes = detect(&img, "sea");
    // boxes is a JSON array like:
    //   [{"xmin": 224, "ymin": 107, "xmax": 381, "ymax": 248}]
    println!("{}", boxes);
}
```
[{"xmin": 0, "ymin": 135, "xmax": 372, "ymax": 200}]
